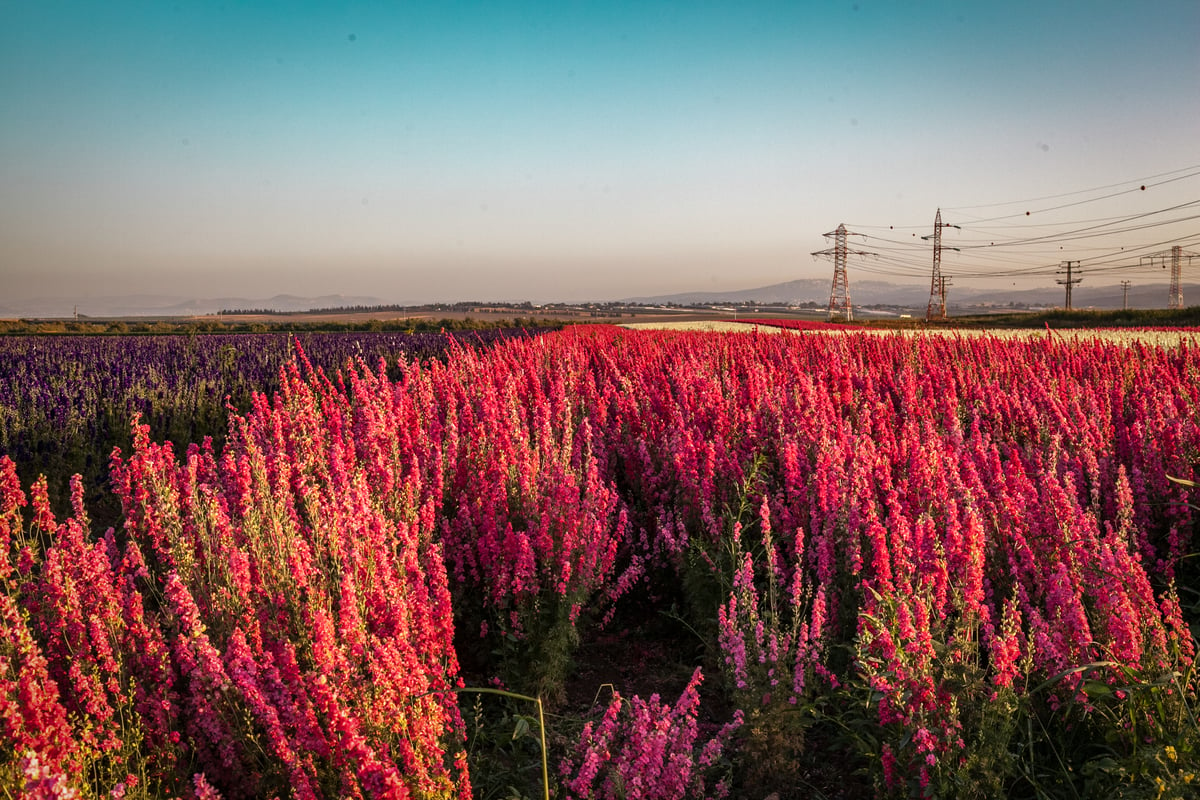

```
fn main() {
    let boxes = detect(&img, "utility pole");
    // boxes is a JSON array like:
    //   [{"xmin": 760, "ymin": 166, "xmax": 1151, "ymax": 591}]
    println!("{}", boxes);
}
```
[
  {"xmin": 1141, "ymin": 245, "xmax": 1199, "ymax": 309},
  {"xmin": 1170, "ymin": 246, "xmax": 1184, "ymax": 309},
  {"xmin": 1056, "ymin": 261, "xmax": 1082, "ymax": 310},
  {"xmin": 1120, "ymin": 280, "xmax": 1131, "ymax": 310},
  {"xmin": 939, "ymin": 275, "xmax": 953, "ymax": 317},
  {"xmin": 923, "ymin": 209, "xmax": 960, "ymax": 321},
  {"xmin": 811, "ymin": 224, "xmax": 876, "ymax": 322}
]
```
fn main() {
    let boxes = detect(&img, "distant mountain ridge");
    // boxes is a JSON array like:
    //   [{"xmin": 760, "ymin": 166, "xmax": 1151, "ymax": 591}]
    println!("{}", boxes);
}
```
[
  {"xmin": 5, "ymin": 279, "xmax": 1197, "ymax": 319},
  {"xmin": 623, "ymin": 279, "xmax": 924, "ymax": 306},
  {"xmin": 624, "ymin": 279, "xmax": 1200, "ymax": 311}
]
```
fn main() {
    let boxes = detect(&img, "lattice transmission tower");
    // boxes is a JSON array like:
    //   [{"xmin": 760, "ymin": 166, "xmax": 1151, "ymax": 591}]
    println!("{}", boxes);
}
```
[
  {"xmin": 924, "ymin": 209, "xmax": 959, "ymax": 321},
  {"xmin": 1142, "ymin": 245, "xmax": 1199, "ymax": 309},
  {"xmin": 812, "ymin": 224, "xmax": 875, "ymax": 322}
]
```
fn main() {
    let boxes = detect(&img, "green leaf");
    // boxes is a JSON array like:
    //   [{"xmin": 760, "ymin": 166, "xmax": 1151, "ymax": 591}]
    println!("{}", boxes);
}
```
[{"xmin": 512, "ymin": 715, "xmax": 530, "ymax": 741}]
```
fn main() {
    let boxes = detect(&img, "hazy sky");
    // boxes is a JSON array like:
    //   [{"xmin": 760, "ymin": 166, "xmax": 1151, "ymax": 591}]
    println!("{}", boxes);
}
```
[{"xmin": 2, "ymin": 1, "xmax": 1198, "ymax": 308}]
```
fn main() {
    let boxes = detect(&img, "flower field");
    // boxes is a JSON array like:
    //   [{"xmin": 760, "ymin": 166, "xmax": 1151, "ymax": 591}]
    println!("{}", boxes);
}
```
[
  {"xmin": 2, "ymin": 325, "xmax": 1199, "ymax": 798},
  {"xmin": 0, "ymin": 330, "xmax": 540, "ymax": 527}
]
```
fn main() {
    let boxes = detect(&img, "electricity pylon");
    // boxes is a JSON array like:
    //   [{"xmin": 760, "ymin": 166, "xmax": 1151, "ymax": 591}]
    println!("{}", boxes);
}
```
[
  {"xmin": 939, "ymin": 275, "xmax": 953, "ymax": 317},
  {"xmin": 923, "ymin": 209, "xmax": 959, "ymax": 321},
  {"xmin": 1142, "ymin": 246, "xmax": 1199, "ymax": 309},
  {"xmin": 812, "ymin": 224, "xmax": 876, "ymax": 322}
]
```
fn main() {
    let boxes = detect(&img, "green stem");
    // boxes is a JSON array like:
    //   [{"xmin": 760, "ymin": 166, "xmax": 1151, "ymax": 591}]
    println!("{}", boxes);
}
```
[{"xmin": 419, "ymin": 686, "xmax": 550, "ymax": 800}]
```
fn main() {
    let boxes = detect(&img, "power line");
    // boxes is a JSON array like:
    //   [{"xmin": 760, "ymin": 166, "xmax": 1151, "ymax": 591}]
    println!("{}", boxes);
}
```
[
  {"xmin": 813, "ymin": 166, "xmax": 1200, "ymax": 303},
  {"xmin": 940, "ymin": 163, "xmax": 1200, "ymax": 213},
  {"xmin": 954, "ymin": 202, "xmax": 1200, "ymax": 249},
  {"xmin": 845, "ymin": 165, "xmax": 1200, "ymax": 232},
  {"xmin": 942, "ymin": 172, "xmax": 1200, "ymax": 225},
  {"xmin": 854, "ymin": 202, "xmax": 1200, "ymax": 254}
]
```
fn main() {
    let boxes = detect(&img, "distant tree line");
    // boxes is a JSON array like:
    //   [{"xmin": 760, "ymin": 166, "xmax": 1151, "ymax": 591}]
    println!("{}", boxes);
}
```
[
  {"xmin": 0, "ymin": 317, "xmax": 567, "ymax": 336},
  {"xmin": 218, "ymin": 301, "xmax": 545, "ymax": 315}
]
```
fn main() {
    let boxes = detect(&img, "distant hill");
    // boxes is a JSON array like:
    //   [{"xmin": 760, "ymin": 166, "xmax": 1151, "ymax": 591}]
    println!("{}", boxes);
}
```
[
  {"xmin": 4, "ymin": 279, "xmax": 1195, "ymax": 319},
  {"xmin": 625, "ymin": 279, "xmax": 1200, "ymax": 312},
  {"xmin": 624, "ymin": 279, "xmax": 930, "ymax": 307}
]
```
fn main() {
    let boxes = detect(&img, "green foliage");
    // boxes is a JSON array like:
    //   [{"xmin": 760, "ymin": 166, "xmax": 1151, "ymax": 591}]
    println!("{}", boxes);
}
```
[
  {"xmin": 679, "ymin": 452, "xmax": 770, "ymax": 649},
  {"xmin": 734, "ymin": 703, "xmax": 817, "ymax": 799},
  {"xmin": 459, "ymin": 690, "xmax": 550, "ymax": 800},
  {"xmin": 454, "ymin": 576, "xmax": 586, "ymax": 711},
  {"xmin": 793, "ymin": 602, "xmax": 1200, "ymax": 799},
  {"xmin": 1022, "ymin": 658, "xmax": 1200, "ymax": 800},
  {"xmin": 496, "ymin": 593, "xmax": 583, "ymax": 708}
]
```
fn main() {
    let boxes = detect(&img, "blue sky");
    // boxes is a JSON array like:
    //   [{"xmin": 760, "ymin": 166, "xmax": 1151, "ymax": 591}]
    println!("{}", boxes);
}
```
[{"xmin": 2, "ymin": 1, "xmax": 1198, "ymax": 309}]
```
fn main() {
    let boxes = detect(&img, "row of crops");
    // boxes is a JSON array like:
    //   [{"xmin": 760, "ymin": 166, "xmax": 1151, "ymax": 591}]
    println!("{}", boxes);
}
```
[
  {"xmin": 0, "ymin": 330, "xmax": 541, "ymax": 527},
  {"xmin": 2, "ymin": 325, "xmax": 1199, "ymax": 798}
]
